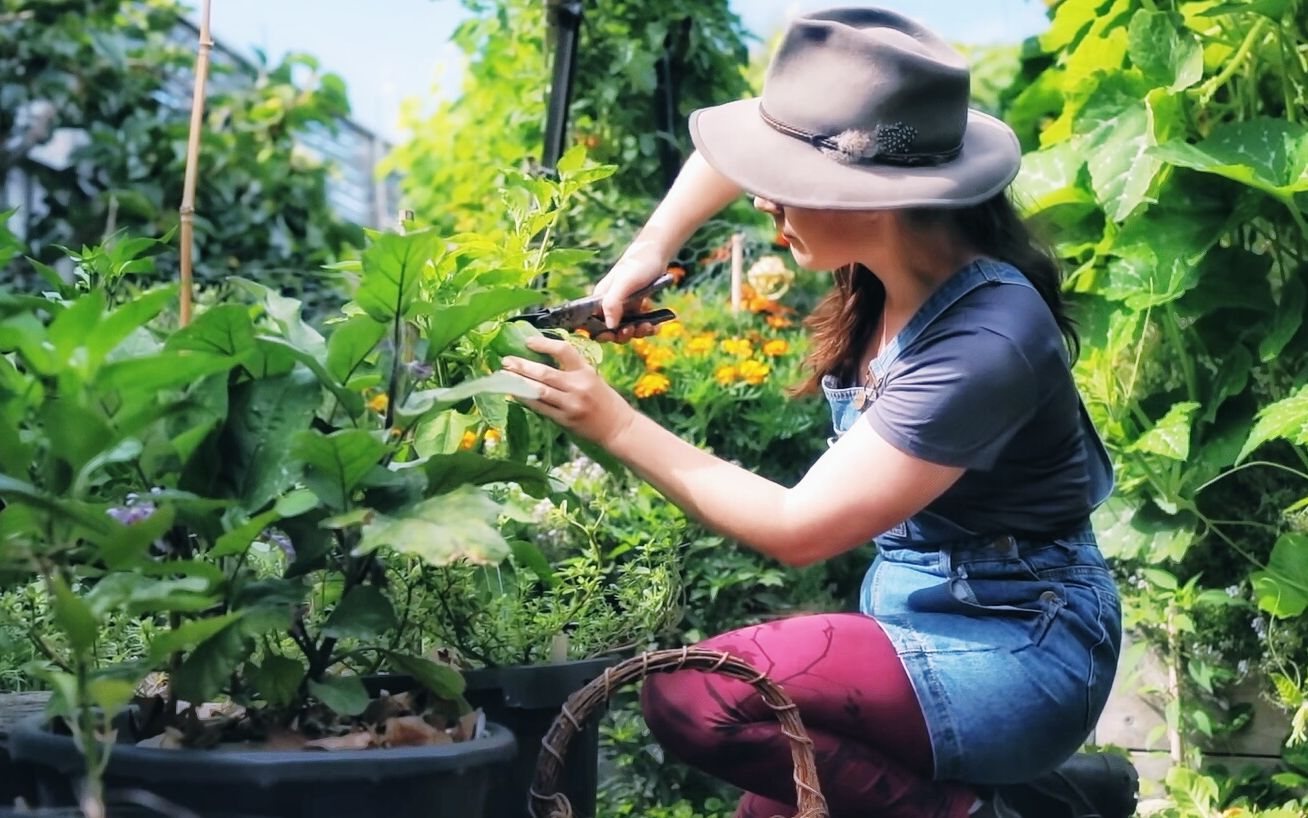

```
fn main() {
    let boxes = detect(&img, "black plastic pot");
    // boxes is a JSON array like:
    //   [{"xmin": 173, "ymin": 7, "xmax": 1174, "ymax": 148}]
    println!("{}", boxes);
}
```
[
  {"xmin": 9, "ymin": 714, "xmax": 516, "ymax": 818},
  {"xmin": 371, "ymin": 656, "xmax": 618, "ymax": 818}
]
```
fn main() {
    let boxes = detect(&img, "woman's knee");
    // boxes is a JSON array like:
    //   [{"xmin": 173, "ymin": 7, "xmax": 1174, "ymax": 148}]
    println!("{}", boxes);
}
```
[{"xmin": 641, "ymin": 670, "xmax": 736, "ymax": 762}]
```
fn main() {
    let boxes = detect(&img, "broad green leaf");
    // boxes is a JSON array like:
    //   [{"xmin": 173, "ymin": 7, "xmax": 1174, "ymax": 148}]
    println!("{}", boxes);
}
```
[
  {"xmin": 292, "ymin": 429, "xmax": 389, "ymax": 510},
  {"xmin": 1075, "ymin": 76, "xmax": 1168, "ymax": 222},
  {"xmin": 1040, "ymin": 0, "xmax": 1113, "ymax": 53},
  {"xmin": 1196, "ymin": 0, "xmax": 1295, "ymax": 19},
  {"xmin": 385, "ymin": 652, "xmax": 466, "ymax": 699},
  {"xmin": 414, "ymin": 411, "xmax": 479, "ymax": 458},
  {"xmin": 49, "ymin": 574, "xmax": 97, "ymax": 656},
  {"xmin": 1127, "ymin": 10, "xmax": 1203, "ymax": 91},
  {"xmin": 1239, "ymin": 385, "xmax": 1308, "ymax": 462},
  {"xmin": 47, "ymin": 291, "xmax": 105, "ymax": 366},
  {"xmin": 39, "ymin": 399, "xmax": 114, "ymax": 476},
  {"xmin": 1151, "ymin": 119, "xmax": 1308, "ymax": 199},
  {"xmin": 399, "ymin": 372, "xmax": 542, "ymax": 424},
  {"xmin": 1013, "ymin": 142, "xmax": 1094, "ymax": 216},
  {"xmin": 322, "ymin": 586, "xmax": 398, "ymax": 640},
  {"xmin": 147, "ymin": 612, "xmax": 245, "ymax": 662},
  {"xmin": 1092, "ymin": 496, "xmax": 1198, "ymax": 562},
  {"xmin": 509, "ymin": 538, "xmax": 559, "ymax": 587},
  {"xmin": 173, "ymin": 622, "xmax": 248, "ymax": 704},
  {"xmin": 86, "ymin": 677, "xmax": 135, "ymax": 717},
  {"xmin": 220, "ymin": 369, "xmax": 321, "ymax": 512},
  {"xmin": 231, "ymin": 277, "xmax": 327, "ymax": 361},
  {"xmin": 421, "ymin": 451, "xmax": 551, "ymax": 497},
  {"xmin": 98, "ymin": 351, "xmax": 239, "ymax": 393},
  {"xmin": 85, "ymin": 573, "xmax": 217, "ymax": 617},
  {"xmin": 358, "ymin": 484, "xmax": 509, "ymax": 566},
  {"xmin": 473, "ymin": 391, "xmax": 509, "ymax": 432},
  {"xmin": 326, "ymin": 315, "xmax": 386, "ymax": 382},
  {"xmin": 423, "ymin": 287, "xmax": 541, "ymax": 359},
  {"xmin": 309, "ymin": 675, "xmax": 370, "ymax": 717},
  {"xmin": 1258, "ymin": 274, "xmax": 1305, "ymax": 362},
  {"xmin": 251, "ymin": 654, "xmax": 304, "ymax": 708},
  {"xmin": 166, "ymin": 304, "xmax": 257, "ymax": 358},
  {"xmin": 212, "ymin": 508, "xmax": 281, "ymax": 558},
  {"xmin": 1252, "ymin": 533, "xmax": 1308, "ymax": 618},
  {"xmin": 0, "ymin": 475, "xmax": 113, "ymax": 535},
  {"xmin": 555, "ymin": 143, "xmax": 588, "ymax": 174},
  {"xmin": 87, "ymin": 288, "xmax": 177, "ymax": 371},
  {"xmin": 1102, "ymin": 205, "xmax": 1221, "ymax": 308},
  {"xmin": 99, "ymin": 504, "xmax": 177, "ymax": 568},
  {"xmin": 356, "ymin": 230, "xmax": 442, "ymax": 323},
  {"xmin": 1203, "ymin": 345, "xmax": 1252, "ymax": 424},
  {"xmin": 255, "ymin": 335, "xmax": 363, "ymax": 417},
  {"xmin": 1130, "ymin": 401, "xmax": 1200, "ymax": 460}
]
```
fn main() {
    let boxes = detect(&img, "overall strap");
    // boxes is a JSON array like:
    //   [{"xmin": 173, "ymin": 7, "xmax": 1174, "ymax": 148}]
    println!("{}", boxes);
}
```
[{"xmin": 867, "ymin": 257, "xmax": 1029, "ymax": 388}]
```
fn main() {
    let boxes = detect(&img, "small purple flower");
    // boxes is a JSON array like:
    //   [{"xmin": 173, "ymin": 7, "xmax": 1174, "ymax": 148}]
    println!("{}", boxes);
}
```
[
  {"xmin": 106, "ymin": 495, "xmax": 157, "ymax": 525},
  {"xmin": 261, "ymin": 528, "xmax": 295, "ymax": 559},
  {"xmin": 406, "ymin": 361, "xmax": 434, "ymax": 381}
]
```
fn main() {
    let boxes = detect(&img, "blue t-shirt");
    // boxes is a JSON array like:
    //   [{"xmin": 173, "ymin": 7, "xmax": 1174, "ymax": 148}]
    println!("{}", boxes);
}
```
[{"xmin": 857, "ymin": 282, "xmax": 1092, "ymax": 535}]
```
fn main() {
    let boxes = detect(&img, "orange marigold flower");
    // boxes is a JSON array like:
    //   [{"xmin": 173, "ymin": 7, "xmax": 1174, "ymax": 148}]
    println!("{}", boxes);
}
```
[
  {"xmin": 643, "ymin": 347, "xmax": 675, "ymax": 371},
  {"xmin": 367, "ymin": 393, "xmax": 389, "ymax": 413},
  {"xmin": 714, "ymin": 364, "xmax": 739, "ymax": 385},
  {"xmin": 720, "ymin": 337, "xmax": 753, "ymax": 358},
  {"xmin": 574, "ymin": 328, "xmax": 591, "ymax": 339},
  {"xmin": 763, "ymin": 339, "xmax": 789, "ymax": 357},
  {"xmin": 657, "ymin": 320, "xmax": 685, "ymax": 339},
  {"xmin": 739, "ymin": 359, "xmax": 771, "ymax": 385},
  {"xmin": 633, "ymin": 373, "xmax": 670, "ymax": 398},
  {"xmin": 747, "ymin": 295, "xmax": 775, "ymax": 313},
  {"xmin": 766, "ymin": 314, "xmax": 792, "ymax": 329},
  {"xmin": 631, "ymin": 337, "xmax": 653, "ymax": 357},
  {"xmin": 686, "ymin": 334, "xmax": 715, "ymax": 356},
  {"xmin": 484, "ymin": 428, "xmax": 503, "ymax": 444},
  {"xmin": 667, "ymin": 264, "xmax": 687, "ymax": 283},
  {"xmin": 459, "ymin": 430, "xmax": 478, "ymax": 450}
]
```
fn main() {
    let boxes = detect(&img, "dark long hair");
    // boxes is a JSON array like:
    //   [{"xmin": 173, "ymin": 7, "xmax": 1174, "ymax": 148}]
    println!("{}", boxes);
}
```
[{"xmin": 792, "ymin": 192, "xmax": 1076, "ymax": 395}]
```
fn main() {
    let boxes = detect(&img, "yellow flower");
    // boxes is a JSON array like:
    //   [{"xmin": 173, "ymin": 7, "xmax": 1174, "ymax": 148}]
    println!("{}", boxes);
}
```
[
  {"xmin": 686, "ymin": 334, "xmax": 715, "ymax": 356},
  {"xmin": 484, "ymin": 428, "xmax": 503, "ymax": 444},
  {"xmin": 739, "ymin": 359, "xmax": 771, "ymax": 385},
  {"xmin": 763, "ymin": 339, "xmax": 789, "ymax": 357},
  {"xmin": 657, "ymin": 321, "xmax": 685, "ymax": 339},
  {"xmin": 714, "ymin": 364, "xmax": 739, "ymax": 385},
  {"xmin": 631, "ymin": 337, "xmax": 653, "ymax": 357},
  {"xmin": 459, "ymin": 430, "xmax": 478, "ymax": 450},
  {"xmin": 765, "ymin": 314, "xmax": 792, "ymax": 329},
  {"xmin": 746, "ymin": 296, "xmax": 775, "ymax": 313},
  {"xmin": 643, "ymin": 346, "xmax": 675, "ymax": 371},
  {"xmin": 367, "ymin": 393, "xmax": 389, "ymax": 414},
  {"xmin": 633, "ymin": 373, "xmax": 670, "ymax": 398},
  {"xmin": 720, "ymin": 337, "xmax": 753, "ymax": 358}
]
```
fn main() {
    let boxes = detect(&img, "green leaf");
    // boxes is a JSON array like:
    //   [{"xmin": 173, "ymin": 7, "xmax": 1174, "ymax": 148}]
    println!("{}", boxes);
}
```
[
  {"xmin": 423, "ymin": 287, "xmax": 541, "ymax": 359},
  {"xmin": 322, "ymin": 586, "xmax": 398, "ymax": 640},
  {"xmin": 358, "ymin": 485, "xmax": 510, "ymax": 566},
  {"xmin": 420, "ymin": 451, "xmax": 551, "ymax": 497},
  {"xmin": 166, "ymin": 304, "xmax": 257, "ymax": 358},
  {"xmin": 230, "ymin": 277, "xmax": 327, "ymax": 361},
  {"xmin": 86, "ymin": 677, "xmax": 136, "ymax": 717},
  {"xmin": 1039, "ymin": 0, "xmax": 1113, "ymax": 53},
  {"xmin": 1013, "ymin": 142, "xmax": 1095, "ymax": 215},
  {"xmin": 309, "ymin": 675, "xmax": 370, "ymax": 716},
  {"xmin": 1252, "ymin": 533, "xmax": 1308, "ymax": 618},
  {"xmin": 385, "ymin": 652, "xmax": 465, "ymax": 699},
  {"xmin": 1075, "ymin": 76, "xmax": 1169, "ymax": 222},
  {"xmin": 147, "ymin": 612, "xmax": 245, "ymax": 663},
  {"xmin": 1239, "ymin": 385, "xmax": 1308, "ymax": 462},
  {"xmin": 356, "ymin": 230, "xmax": 442, "ymax": 322},
  {"xmin": 1092, "ymin": 496, "xmax": 1198, "ymax": 562},
  {"xmin": 211, "ymin": 508, "xmax": 281, "ymax": 558},
  {"xmin": 1258, "ymin": 274, "xmax": 1305, "ymax": 362},
  {"xmin": 1151, "ymin": 119, "xmax": 1308, "ymax": 199},
  {"xmin": 292, "ymin": 429, "xmax": 389, "ymax": 511},
  {"xmin": 1130, "ymin": 401, "xmax": 1200, "ymax": 460},
  {"xmin": 1127, "ymin": 10, "xmax": 1203, "ymax": 92},
  {"xmin": 509, "ymin": 538, "xmax": 559, "ymax": 587},
  {"xmin": 1197, "ymin": 0, "xmax": 1294, "ymax": 19},
  {"xmin": 86, "ymin": 288, "xmax": 176, "ymax": 371},
  {"xmin": 172, "ymin": 621, "xmax": 248, "ymax": 704},
  {"xmin": 49, "ymin": 575, "xmax": 97, "ymax": 656},
  {"xmin": 98, "ymin": 351, "xmax": 240, "ymax": 393},
  {"xmin": 221, "ymin": 369, "xmax": 321, "ymax": 511},
  {"xmin": 251, "ymin": 655, "xmax": 304, "ymax": 707},
  {"xmin": 255, "ymin": 336, "xmax": 363, "ymax": 417},
  {"xmin": 326, "ymin": 315, "xmax": 386, "ymax": 382},
  {"xmin": 413, "ymin": 411, "xmax": 479, "ymax": 458},
  {"xmin": 1102, "ymin": 206, "xmax": 1221, "ymax": 308},
  {"xmin": 399, "ymin": 372, "xmax": 542, "ymax": 424}
]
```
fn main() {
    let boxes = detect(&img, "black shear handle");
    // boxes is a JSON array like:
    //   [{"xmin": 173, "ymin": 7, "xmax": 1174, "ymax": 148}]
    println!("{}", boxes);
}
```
[{"xmin": 578, "ymin": 307, "xmax": 676, "ymax": 337}]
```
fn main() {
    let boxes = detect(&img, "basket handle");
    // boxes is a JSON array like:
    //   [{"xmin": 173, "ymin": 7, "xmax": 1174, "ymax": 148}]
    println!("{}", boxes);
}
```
[{"xmin": 528, "ymin": 646, "xmax": 829, "ymax": 818}]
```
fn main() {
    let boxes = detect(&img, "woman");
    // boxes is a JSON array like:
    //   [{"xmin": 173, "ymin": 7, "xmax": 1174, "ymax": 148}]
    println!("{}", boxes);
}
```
[{"xmin": 501, "ymin": 8, "xmax": 1138, "ymax": 818}]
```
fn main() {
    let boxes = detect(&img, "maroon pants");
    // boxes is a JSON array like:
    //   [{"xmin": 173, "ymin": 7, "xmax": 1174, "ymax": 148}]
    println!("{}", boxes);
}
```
[{"xmin": 640, "ymin": 613, "xmax": 976, "ymax": 818}]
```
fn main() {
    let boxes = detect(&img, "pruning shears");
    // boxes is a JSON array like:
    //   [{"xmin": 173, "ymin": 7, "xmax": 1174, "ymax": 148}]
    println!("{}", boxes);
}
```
[{"xmin": 509, "ymin": 272, "xmax": 677, "ymax": 336}]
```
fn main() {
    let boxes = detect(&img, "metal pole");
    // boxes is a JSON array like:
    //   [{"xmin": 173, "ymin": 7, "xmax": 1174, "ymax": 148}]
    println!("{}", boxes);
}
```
[{"xmin": 542, "ymin": 0, "xmax": 583, "ymax": 171}]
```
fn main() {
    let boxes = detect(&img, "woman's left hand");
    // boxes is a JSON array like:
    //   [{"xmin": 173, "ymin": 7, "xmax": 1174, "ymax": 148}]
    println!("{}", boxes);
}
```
[{"xmin": 500, "ymin": 336, "xmax": 636, "ymax": 447}]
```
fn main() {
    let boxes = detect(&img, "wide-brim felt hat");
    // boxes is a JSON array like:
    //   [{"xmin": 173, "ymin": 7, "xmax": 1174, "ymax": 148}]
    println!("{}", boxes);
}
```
[{"xmin": 689, "ymin": 7, "xmax": 1022, "ymax": 210}]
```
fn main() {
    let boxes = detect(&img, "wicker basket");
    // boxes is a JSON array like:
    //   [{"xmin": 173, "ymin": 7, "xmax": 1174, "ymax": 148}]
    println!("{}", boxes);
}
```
[{"xmin": 529, "ymin": 647, "xmax": 829, "ymax": 818}]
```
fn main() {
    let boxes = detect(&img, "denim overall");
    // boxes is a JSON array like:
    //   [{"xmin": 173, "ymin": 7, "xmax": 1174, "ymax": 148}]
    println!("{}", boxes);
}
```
[{"xmin": 820, "ymin": 258, "xmax": 1121, "ymax": 785}]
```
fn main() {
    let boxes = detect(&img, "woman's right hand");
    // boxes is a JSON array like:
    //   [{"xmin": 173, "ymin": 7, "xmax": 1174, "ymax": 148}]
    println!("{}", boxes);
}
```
[{"xmin": 590, "ymin": 242, "xmax": 670, "ymax": 343}]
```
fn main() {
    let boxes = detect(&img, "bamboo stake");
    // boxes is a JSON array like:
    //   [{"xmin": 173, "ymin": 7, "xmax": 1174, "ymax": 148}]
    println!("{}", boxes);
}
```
[
  {"xmin": 730, "ymin": 232, "xmax": 744, "ymax": 313},
  {"xmin": 178, "ymin": 0, "xmax": 214, "ymax": 327}
]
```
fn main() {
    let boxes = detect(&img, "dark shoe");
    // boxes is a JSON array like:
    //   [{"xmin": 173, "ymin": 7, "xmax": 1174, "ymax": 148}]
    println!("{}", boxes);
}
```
[{"xmin": 987, "ymin": 752, "xmax": 1140, "ymax": 818}]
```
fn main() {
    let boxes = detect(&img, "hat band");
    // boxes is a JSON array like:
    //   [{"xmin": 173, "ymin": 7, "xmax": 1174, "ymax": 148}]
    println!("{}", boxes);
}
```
[{"xmin": 759, "ymin": 105, "xmax": 962, "ymax": 168}]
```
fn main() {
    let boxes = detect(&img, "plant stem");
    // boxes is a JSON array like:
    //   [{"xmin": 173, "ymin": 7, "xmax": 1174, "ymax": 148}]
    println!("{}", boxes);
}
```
[
  {"xmin": 177, "ymin": 0, "xmax": 213, "ymax": 327},
  {"xmin": 1163, "ymin": 305, "xmax": 1198, "ymax": 403},
  {"xmin": 1197, "ymin": 19, "xmax": 1268, "ymax": 106}
]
